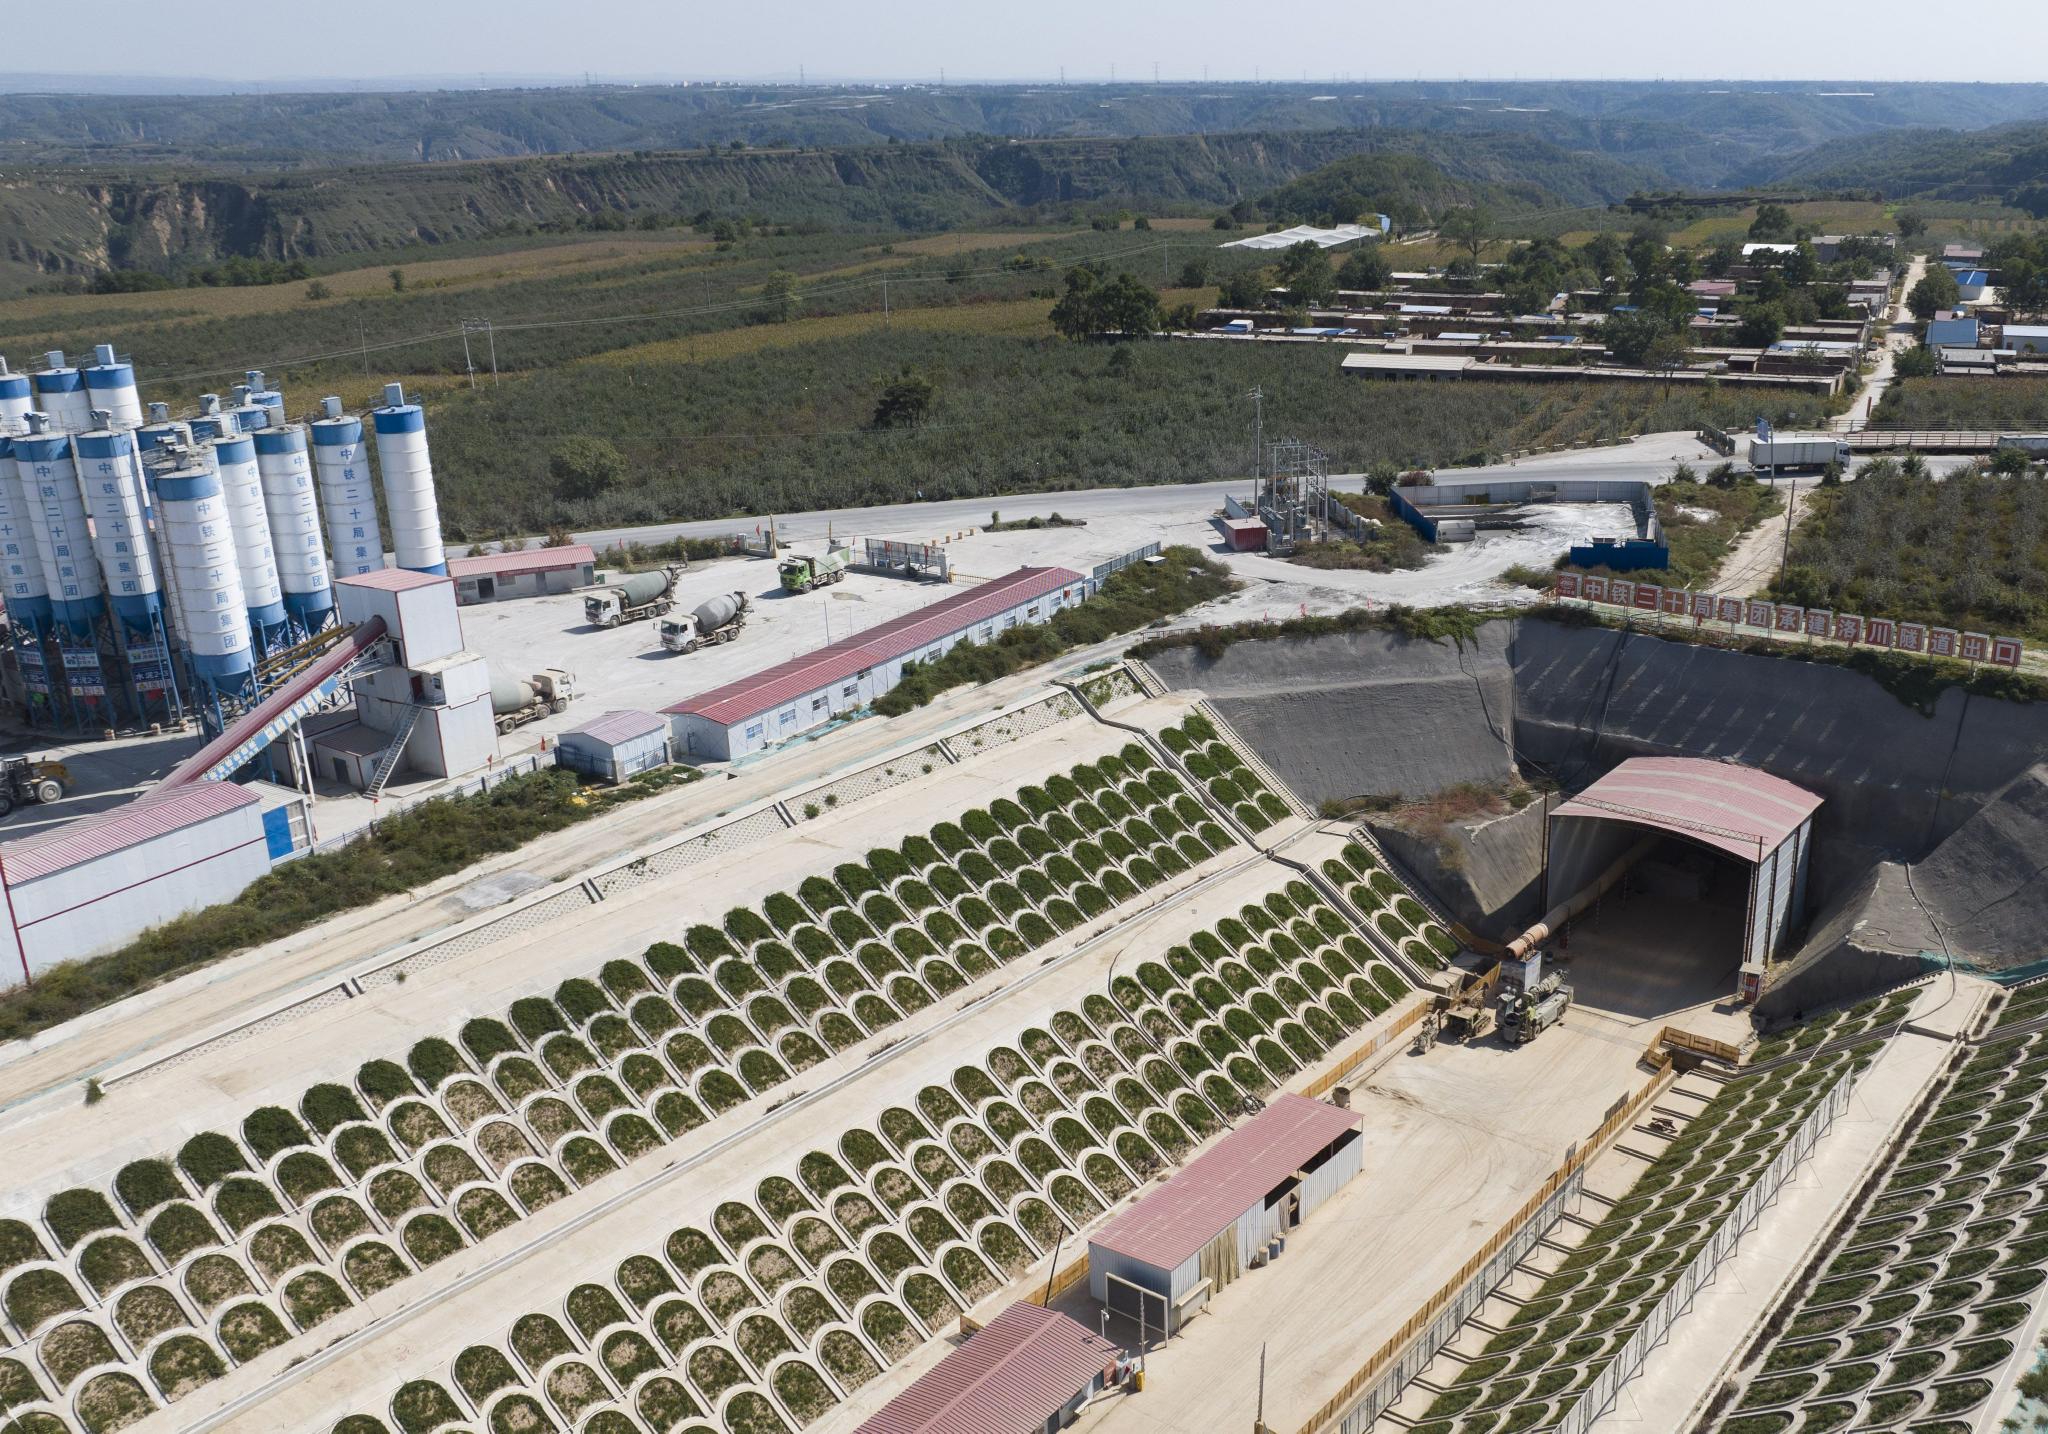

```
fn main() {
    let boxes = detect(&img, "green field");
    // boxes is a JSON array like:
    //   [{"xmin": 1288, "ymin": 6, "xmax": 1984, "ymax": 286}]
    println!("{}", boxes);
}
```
[{"xmin": 1873, "ymin": 376, "xmax": 2048, "ymax": 429}]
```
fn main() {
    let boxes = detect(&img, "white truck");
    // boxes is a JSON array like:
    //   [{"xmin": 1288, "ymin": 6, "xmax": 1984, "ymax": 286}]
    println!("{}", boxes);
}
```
[
  {"xmin": 491, "ymin": 669, "xmax": 575, "ymax": 734},
  {"xmin": 1748, "ymin": 436, "xmax": 1851, "ymax": 472},
  {"xmin": 584, "ymin": 567, "xmax": 680, "ymax": 628},
  {"xmin": 660, "ymin": 591, "xmax": 751, "ymax": 653}
]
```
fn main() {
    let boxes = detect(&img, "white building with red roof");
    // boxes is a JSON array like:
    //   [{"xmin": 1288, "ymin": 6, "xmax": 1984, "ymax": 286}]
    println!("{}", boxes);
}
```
[{"xmin": 664, "ymin": 566, "xmax": 1087, "ymax": 761}]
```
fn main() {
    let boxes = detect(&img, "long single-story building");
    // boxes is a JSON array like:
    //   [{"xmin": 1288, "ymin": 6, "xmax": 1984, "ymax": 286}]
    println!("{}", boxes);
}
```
[
  {"xmin": 853, "ymin": 1301, "xmax": 1124, "ymax": 1434},
  {"xmin": 446, "ymin": 544, "xmax": 596, "ymax": 604},
  {"xmin": 664, "ymin": 565, "xmax": 1085, "ymax": 761},
  {"xmin": 0, "ymin": 782, "xmax": 301, "ymax": 986},
  {"xmin": 1088, "ymin": 1094, "xmax": 1363, "ymax": 1335}
]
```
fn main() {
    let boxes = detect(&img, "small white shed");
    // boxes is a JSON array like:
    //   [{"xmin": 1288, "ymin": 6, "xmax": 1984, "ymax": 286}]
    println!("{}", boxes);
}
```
[{"xmin": 555, "ymin": 709, "xmax": 670, "ymax": 784}]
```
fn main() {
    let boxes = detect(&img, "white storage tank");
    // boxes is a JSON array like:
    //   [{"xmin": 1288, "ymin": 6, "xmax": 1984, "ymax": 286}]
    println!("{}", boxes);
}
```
[
  {"xmin": 81, "ymin": 345, "xmax": 144, "ymax": 429},
  {"xmin": 244, "ymin": 370, "xmax": 285, "ymax": 427},
  {"xmin": 136, "ymin": 403, "xmax": 191, "ymax": 458},
  {"xmin": 310, "ymin": 396, "xmax": 387, "ymax": 577},
  {"xmin": 210, "ymin": 424, "xmax": 288, "ymax": 638},
  {"xmin": 154, "ymin": 455, "xmax": 254, "ymax": 686},
  {"xmin": 253, "ymin": 424, "xmax": 333, "ymax": 631},
  {"xmin": 32, "ymin": 352, "xmax": 92, "ymax": 433},
  {"xmin": 227, "ymin": 383, "xmax": 270, "ymax": 435},
  {"xmin": 73, "ymin": 423, "xmax": 163, "ymax": 638},
  {"xmin": 0, "ymin": 360, "xmax": 32, "ymax": 432},
  {"xmin": 371, "ymin": 383, "xmax": 447, "ymax": 574},
  {"xmin": 12, "ymin": 413, "xmax": 105, "ymax": 637},
  {"xmin": 189, "ymin": 394, "xmax": 232, "ymax": 442},
  {"xmin": 0, "ymin": 435, "xmax": 51, "ymax": 632}
]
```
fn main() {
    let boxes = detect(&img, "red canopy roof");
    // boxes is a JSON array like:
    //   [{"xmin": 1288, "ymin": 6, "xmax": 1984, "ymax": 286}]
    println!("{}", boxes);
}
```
[
  {"xmin": 853, "ymin": 1302, "xmax": 1120, "ymax": 1434},
  {"xmin": 1551, "ymin": 756, "xmax": 1822, "ymax": 862},
  {"xmin": 1089, "ymin": 1095, "xmax": 1359, "ymax": 1270}
]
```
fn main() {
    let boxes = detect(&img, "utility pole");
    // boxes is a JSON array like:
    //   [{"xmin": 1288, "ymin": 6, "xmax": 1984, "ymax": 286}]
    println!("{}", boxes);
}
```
[
  {"xmin": 882, "ymin": 277, "xmax": 890, "ymax": 328},
  {"xmin": 459, "ymin": 324, "xmax": 477, "ymax": 389},
  {"xmin": 1778, "ymin": 474, "xmax": 1797, "ymax": 581},
  {"xmin": 1255, "ymin": 1343, "xmax": 1267, "ymax": 1433}
]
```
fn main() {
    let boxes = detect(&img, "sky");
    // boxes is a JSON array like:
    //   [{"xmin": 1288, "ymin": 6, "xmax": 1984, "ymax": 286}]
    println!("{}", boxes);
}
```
[{"xmin": 37, "ymin": 0, "xmax": 2048, "ymax": 86}]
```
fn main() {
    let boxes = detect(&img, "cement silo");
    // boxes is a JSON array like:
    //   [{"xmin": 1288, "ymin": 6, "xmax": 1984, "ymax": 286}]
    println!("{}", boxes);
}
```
[
  {"xmin": 153, "ymin": 451, "xmax": 254, "ymax": 692},
  {"xmin": 311, "ymin": 396, "xmax": 386, "ymax": 577},
  {"xmin": 254, "ymin": 424, "xmax": 333, "ymax": 632},
  {"xmin": 244, "ymin": 370, "xmax": 285, "ymax": 427},
  {"xmin": 0, "ymin": 436, "xmax": 51, "ymax": 634},
  {"xmin": 190, "ymin": 394, "xmax": 231, "ymax": 442},
  {"xmin": 210, "ymin": 421, "xmax": 288, "ymax": 642},
  {"xmin": 371, "ymin": 383, "xmax": 446, "ymax": 574},
  {"xmin": 73, "ymin": 424, "xmax": 163, "ymax": 637},
  {"xmin": 0, "ymin": 360, "xmax": 30, "ymax": 432},
  {"xmin": 31, "ymin": 353, "xmax": 92, "ymax": 434},
  {"xmin": 227, "ymin": 383, "xmax": 270, "ymax": 435},
  {"xmin": 80, "ymin": 345, "xmax": 144, "ymax": 429},
  {"xmin": 12, "ymin": 413, "xmax": 105, "ymax": 637}
]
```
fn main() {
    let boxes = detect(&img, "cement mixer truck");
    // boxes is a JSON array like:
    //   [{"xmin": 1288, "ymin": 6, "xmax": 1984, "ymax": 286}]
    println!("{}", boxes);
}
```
[
  {"xmin": 660, "ymin": 591, "xmax": 751, "ymax": 654},
  {"xmin": 584, "ymin": 567, "xmax": 681, "ymax": 628},
  {"xmin": 492, "ymin": 668, "xmax": 576, "ymax": 734}
]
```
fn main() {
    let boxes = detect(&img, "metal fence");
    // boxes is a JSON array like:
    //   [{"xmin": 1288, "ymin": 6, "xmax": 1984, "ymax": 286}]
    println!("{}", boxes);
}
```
[
  {"xmin": 1549, "ymin": 1066, "xmax": 1857, "ymax": 1434},
  {"xmin": 1092, "ymin": 542, "xmax": 1161, "ymax": 584}
]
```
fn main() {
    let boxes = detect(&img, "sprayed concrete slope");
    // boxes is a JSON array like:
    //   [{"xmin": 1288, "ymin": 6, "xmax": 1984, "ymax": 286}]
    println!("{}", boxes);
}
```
[{"xmin": 1147, "ymin": 616, "xmax": 2048, "ymax": 991}]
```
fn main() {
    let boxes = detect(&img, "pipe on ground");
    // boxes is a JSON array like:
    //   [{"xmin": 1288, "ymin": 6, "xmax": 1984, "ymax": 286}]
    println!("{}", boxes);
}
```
[{"xmin": 1506, "ymin": 834, "xmax": 1658, "ymax": 959}]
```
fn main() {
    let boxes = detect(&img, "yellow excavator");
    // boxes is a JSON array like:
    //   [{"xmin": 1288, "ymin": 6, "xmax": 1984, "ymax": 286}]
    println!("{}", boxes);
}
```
[{"xmin": 0, "ymin": 755, "xmax": 68, "ymax": 817}]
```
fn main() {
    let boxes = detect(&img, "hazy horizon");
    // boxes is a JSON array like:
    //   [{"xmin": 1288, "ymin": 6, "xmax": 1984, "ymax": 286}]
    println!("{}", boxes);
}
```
[{"xmin": 22, "ymin": 0, "xmax": 2048, "ymax": 88}]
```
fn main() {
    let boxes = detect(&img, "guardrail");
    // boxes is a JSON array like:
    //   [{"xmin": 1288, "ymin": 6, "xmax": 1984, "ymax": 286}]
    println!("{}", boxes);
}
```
[
  {"xmin": 1302, "ymin": 1063, "xmax": 1678, "ymax": 1434},
  {"xmin": 1645, "ymin": 1025, "xmax": 1745, "ymax": 1067},
  {"xmin": 1549, "ymin": 1067, "xmax": 1856, "ymax": 1434}
]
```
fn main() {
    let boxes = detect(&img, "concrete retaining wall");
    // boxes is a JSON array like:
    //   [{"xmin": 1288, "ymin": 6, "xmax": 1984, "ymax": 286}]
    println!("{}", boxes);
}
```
[{"xmin": 1142, "ymin": 626, "xmax": 1518, "ymax": 807}]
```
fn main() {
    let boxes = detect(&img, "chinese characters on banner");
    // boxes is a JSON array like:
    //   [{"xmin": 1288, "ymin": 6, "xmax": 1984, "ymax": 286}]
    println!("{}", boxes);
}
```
[{"xmin": 1550, "ymin": 574, "xmax": 2024, "ymax": 669}]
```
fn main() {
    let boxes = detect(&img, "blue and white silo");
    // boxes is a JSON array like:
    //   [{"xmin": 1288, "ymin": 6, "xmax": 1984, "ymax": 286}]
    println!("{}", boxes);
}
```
[
  {"xmin": 227, "ymin": 384, "xmax": 270, "ymax": 435},
  {"xmin": 253, "ymin": 424, "xmax": 332, "ymax": 631},
  {"xmin": 244, "ymin": 371, "xmax": 285, "ymax": 427},
  {"xmin": 32, "ymin": 353, "xmax": 92, "ymax": 434},
  {"xmin": 74, "ymin": 425, "xmax": 163, "ymax": 637},
  {"xmin": 311, "ymin": 396, "xmax": 386, "ymax": 577},
  {"xmin": 210, "ymin": 426, "xmax": 288, "ymax": 639},
  {"xmin": 81, "ymin": 345, "xmax": 144, "ymax": 429},
  {"xmin": 154, "ymin": 455, "xmax": 253, "ymax": 688},
  {"xmin": 371, "ymin": 383, "xmax": 446, "ymax": 574},
  {"xmin": 0, "ymin": 360, "xmax": 31, "ymax": 432},
  {"xmin": 190, "ymin": 394, "xmax": 231, "ymax": 442},
  {"xmin": 12, "ymin": 414, "xmax": 105, "ymax": 637},
  {"xmin": 0, "ymin": 436, "xmax": 51, "ymax": 633}
]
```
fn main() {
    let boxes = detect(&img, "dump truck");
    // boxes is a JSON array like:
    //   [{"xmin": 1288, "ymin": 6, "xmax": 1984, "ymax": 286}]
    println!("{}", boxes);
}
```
[
  {"xmin": 0, "ymin": 755, "xmax": 68, "ymax": 817},
  {"xmin": 584, "ymin": 567, "xmax": 680, "ymax": 628},
  {"xmin": 1501, "ymin": 972, "xmax": 1573, "ymax": 1046},
  {"xmin": 660, "ymin": 591, "xmax": 751, "ymax": 653},
  {"xmin": 1747, "ymin": 437, "xmax": 1851, "ymax": 472},
  {"xmin": 778, "ymin": 547, "xmax": 850, "ymax": 593},
  {"xmin": 491, "ymin": 669, "xmax": 575, "ymax": 734}
]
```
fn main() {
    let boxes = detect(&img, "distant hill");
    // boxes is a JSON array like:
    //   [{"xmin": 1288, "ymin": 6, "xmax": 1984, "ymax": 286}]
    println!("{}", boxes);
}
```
[
  {"xmin": 0, "ymin": 130, "xmax": 1648, "ymax": 292},
  {"xmin": 1753, "ymin": 122, "xmax": 2048, "ymax": 214},
  {"xmin": 2, "ymin": 80, "xmax": 2046, "ymax": 188}
]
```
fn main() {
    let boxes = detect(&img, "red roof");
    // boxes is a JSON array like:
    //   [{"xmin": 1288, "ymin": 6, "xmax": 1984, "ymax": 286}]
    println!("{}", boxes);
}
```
[
  {"xmin": 853, "ymin": 1302, "xmax": 1120, "ymax": 1434},
  {"xmin": 1, "ymin": 782, "xmax": 261, "ymax": 883},
  {"xmin": 563, "ymin": 709, "xmax": 667, "ymax": 745},
  {"xmin": 337, "ymin": 568, "xmax": 447, "ymax": 593},
  {"xmin": 1090, "ymin": 1095, "xmax": 1360, "ymax": 1269},
  {"xmin": 1551, "ymin": 756, "xmax": 1823, "ymax": 862},
  {"xmin": 446, "ymin": 544, "xmax": 595, "ymax": 580},
  {"xmin": 665, "ymin": 566, "xmax": 1083, "ymax": 726}
]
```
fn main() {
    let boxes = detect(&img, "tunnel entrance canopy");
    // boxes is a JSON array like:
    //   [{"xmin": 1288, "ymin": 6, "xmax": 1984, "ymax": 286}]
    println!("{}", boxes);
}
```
[{"xmin": 1549, "ymin": 757, "xmax": 1822, "ymax": 968}]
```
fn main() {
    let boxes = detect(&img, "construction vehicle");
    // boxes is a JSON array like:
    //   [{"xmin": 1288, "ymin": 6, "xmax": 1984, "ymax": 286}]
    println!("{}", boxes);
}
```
[
  {"xmin": 0, "ymin": 755, "xmax": 68, "ymax": 817},
  {"xmin": 584, "ymin": 567, "xmax": 680, "ymax": 628},
  {"xmin": 1416, "ymin": 966, "xmax": 1497, "ymax": 1052},
  {"xmin": 1500, "ymin": 971, "xmax": 1573, "ymax": 1046},
  {"xmin": 778, "ymin": 546, "xmax": 850, "ymax": 594},
  {"xmin": 491, "ymin": 669, "xmax": 575, "ymax": 734},
  {"xmin": 660, "ymin": 591, "xmax": 751, "ymax": 653}
]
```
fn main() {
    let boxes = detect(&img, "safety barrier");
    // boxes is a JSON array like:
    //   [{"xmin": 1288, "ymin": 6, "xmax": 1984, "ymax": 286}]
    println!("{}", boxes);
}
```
[
  {"xmin": 1646, "ymin": 1025, "xmax": 1745, "ymax": 1067},
  {"xmin": 1550, "ymin": 1067, "xmax": 1856, "ymax": 1434},
  {"xmin": 1301, "ymin": 1064, "xmax": 1678, "ymax": 1434},
  {"xmin": 1297, "ymin": 1001, "xmax": 1429, "ymax": 1102}
]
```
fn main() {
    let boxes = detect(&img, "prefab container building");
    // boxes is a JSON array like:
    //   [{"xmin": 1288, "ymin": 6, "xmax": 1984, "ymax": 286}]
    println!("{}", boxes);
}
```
[
  {"xmin": 852, "ymin": 1301, "xmax": 1123, "ymax": 1434},
  {"xmin": 555, "ymin": 709, "xmax": 670, "ymax": 784},
  {"xmin": 446, "ymin": 544, "xmax": 596, "ymax": 604},
  {"xmin": 1088, "ymin": 1094, "xmax": 1363, "ymax": 1335},
  {"xmin": 664, "ymin": 565, "xmax": 1085, "ymax": 761}
]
